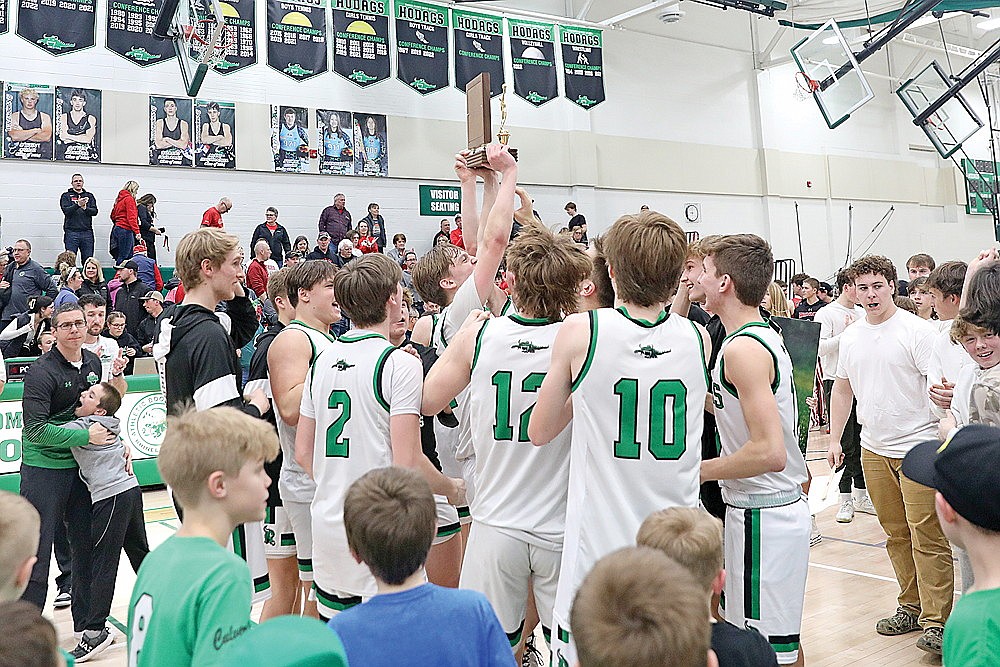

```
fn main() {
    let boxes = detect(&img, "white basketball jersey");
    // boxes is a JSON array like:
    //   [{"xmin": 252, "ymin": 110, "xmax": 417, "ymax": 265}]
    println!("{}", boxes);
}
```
[
  {"xmin": 274, "ymin": 320, "xmax": 336, "ymax": 504},
  {"xmin": 712, "ymin": 321, "xmax": 808, "ymax": 504},
  {"xmin": 554, "ymin": 307, "xmax": 709, "ymax": 623},
  {"xmin": 468, "ymin": 314, "xmax": 570, "ymax": 548},
  {"xmin": 300, "ymin": 330, "xmax": 423, "ymax": 597}
]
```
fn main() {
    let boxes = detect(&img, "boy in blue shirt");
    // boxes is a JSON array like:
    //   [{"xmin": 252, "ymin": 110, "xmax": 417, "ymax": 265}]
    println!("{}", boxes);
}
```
[{"xmin": 327, "ymin": 467, "xmax": 515, "ymax": 666}]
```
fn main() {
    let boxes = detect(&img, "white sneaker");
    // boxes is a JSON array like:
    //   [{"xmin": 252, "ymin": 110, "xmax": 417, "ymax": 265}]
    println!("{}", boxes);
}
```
[
  {"xmin": 855, "ymin": 494, "xmax": 877, "ymax": 515},
  {"xmin": 810, "ymin": 515, "xmax": 822, "ymax": 547},
  {"xmin": 836, "ymin": 500, "xmax": 855, "ymax": 523}
]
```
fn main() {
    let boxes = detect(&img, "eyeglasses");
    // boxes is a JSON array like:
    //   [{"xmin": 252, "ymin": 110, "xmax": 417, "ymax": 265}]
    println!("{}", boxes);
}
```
[{"xmin": 56, "ymin": 320, "xmax": 87, "ymax": 331}]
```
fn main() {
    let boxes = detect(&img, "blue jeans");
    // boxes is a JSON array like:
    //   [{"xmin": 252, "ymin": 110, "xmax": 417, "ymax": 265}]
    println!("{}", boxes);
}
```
[
  {"xmin": 111, "ymin": 226, "xmax": 136, "ymax": 264},
  {"xmin": 64, "ymin": 229, "xmax": 95, "ymax": 262}
]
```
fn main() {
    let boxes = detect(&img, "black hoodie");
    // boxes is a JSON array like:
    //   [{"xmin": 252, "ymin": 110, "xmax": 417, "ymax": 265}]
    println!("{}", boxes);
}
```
[{"xmin": 154, "ymin": 294, "xmax": 260, "ymax": 416}]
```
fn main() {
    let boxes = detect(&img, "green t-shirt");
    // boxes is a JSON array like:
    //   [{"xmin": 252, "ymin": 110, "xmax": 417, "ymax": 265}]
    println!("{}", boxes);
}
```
[
  {"xmin": 944, "ymin": 587, "xmax": 1000, "ymax": 667},
  {"xmin": 127, "ymin": 536, "xmax": 253, "ymax": 667}
]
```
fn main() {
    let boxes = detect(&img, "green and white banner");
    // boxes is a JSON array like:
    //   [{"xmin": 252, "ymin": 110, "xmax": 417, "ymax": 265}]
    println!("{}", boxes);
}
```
[
  {"xmin": 508, "ymin": 17, "xmax": 557, "ymax": 108},
  {"xmin": 560, "ymin": 25, "xmax": 605, "ymax": 109},
  {"xmin": 394, "ymin": 0, "xmax": 448, "ymax": 95},
  {"xmin": 452, "ymin": 8, "xmax": 503, "ymax": 97}
]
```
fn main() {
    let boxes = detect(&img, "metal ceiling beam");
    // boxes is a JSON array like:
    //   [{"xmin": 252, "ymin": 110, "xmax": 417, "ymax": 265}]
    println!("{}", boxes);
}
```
[
  {"xmin": 599, "ymin": 1, "xmax": 670, "ymax": 26},
  {"xmin": 576, "ymin": 0, "xmax": 595, "ymax": 19}
]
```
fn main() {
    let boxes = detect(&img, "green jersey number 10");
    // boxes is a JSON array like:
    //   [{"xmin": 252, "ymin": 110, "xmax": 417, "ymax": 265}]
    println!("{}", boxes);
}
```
[{"xmin": 613, "ymin": 378, "xmax": 687, "ymax": 460}]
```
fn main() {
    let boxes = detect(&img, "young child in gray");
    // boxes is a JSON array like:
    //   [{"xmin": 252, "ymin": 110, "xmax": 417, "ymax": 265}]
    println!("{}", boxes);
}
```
[{"xmin": 64, "ymin": 382, "xmax": 149, "ymax": 660}]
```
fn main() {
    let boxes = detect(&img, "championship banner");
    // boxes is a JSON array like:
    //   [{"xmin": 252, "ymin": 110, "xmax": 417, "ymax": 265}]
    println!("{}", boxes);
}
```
[
  {"xmin": 1, "ymin": 0, "xmax": 9, "ymax": 35},
  {"xmin": 149, "ymin": 95, "xmax": 193, "ymax": 167},
  {"xmin": 332, "ymin": 0, "xmax": 390, "ymax": 87},
  {"xmin": 318, "ymin": 109, "xmax": 354, "ymax": 175},
  {"xmin": 508, "ymin": 18, "xmax": 557, "ymax": 108},
  {"xmin": 106, "ymin": 0, "xmax": 176, "ymax": 67},
  {"xmin": 17, "ymin": 0, "xmax": 95, "ymax": 55},
  {"xmin": 3, "ymin": 83, "xmax": 54, "ymax": 161},
  {"xmin": 209, "ymin": 0, "xmax": 256, "ymax": 73},
  {"xmin": 195, "ymin": 99, "xmax": 236, "ymax": 168},
  {"xmin": 560, "ymin": 25, "xmax": 605, "ymax": 109},
  {"xmin": 0, "ymin": 377, "xmax": 166, "ymax": 479},
  {"xmin": 770, "ymin": 317, "xmax": 821, "ymax": 456},
  {"xmin": 353, "ymin": 112, "xmax": 388, "ymax": 176},
  {"xmin": 272, "ymin": 104, "xmax": 310, "ymax": 172},
  {"xmin": 452, "ymin": 8, "xmax": 502, "ymax": 97},
  {"xmin": 55, "ymin": 86, "xmax": 100, "ymax": 162},
  {"xmin": 394, "ymin": 0, "xmax": 447, "ymax": 95},
  {"xmin": 267, "ymin": 0, "xmax": 328, "ymax": 81}
]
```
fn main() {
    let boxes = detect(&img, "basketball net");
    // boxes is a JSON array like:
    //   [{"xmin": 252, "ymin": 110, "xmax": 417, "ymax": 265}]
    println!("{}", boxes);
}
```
[{"xmin": 794, "ymin": 71, "xmax": 820, "ymax": 102}]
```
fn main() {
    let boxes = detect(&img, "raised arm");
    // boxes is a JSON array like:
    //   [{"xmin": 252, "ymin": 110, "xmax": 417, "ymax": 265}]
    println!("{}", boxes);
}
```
[
  {"xmin": 421, "ymin": 311, "xmax": 486, "ymax": 415},
  {"xmin": 473, "ymin": 145, "xmax": 517, "ymax": 313},
  {"xmin": 529, "ymin": 313, "xmax": 588, "ymax": 446}
]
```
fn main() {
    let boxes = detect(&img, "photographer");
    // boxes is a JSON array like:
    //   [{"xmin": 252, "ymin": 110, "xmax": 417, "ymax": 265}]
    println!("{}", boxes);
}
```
[
  {"xmin": 59, "ymin": 174, "xmax": 98, "ymax": 262},
  {"xmin": 136, "ymin": 193, "xmax": 164, "ymax": 261},
  {"xmin": 0, "ymin": 240, "xmax": 57, "ymax": 328}
]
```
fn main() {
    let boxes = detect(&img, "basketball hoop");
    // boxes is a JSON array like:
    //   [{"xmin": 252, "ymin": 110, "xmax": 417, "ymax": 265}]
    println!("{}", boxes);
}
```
[{"xmin": 794, "ymin": 71, "xmax": 820, "ymax": 101}]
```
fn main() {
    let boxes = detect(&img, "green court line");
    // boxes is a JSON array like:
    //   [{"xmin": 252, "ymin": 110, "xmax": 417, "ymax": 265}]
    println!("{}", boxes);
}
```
[
  {"xmin": 155, "ymin": 520, "xmax": 178, "ymax": 531},
  {"xmin": 108, "ymin": 615, "xmax": 128, "ymax": 635}
]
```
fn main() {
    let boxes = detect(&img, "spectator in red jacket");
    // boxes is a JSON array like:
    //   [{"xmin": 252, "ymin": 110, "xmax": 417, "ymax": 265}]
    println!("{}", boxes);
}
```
[
  {"xmin": 201, "ymin": 197, "xmax": 232, "ymax": 228},
  {"xmin": 110, "ymin": 180, "xmax": 140, "ymax": 264},
  {"xmin": 356, "ymin": 220, "xmax": 379, "ymax": 254},
  {"xmin": 246, "ymin": 239, "xmax": 271, "ymax": 298},
  {"xmin": 449, "ymin": 214, "xmax": 464, "ymax": 249}
]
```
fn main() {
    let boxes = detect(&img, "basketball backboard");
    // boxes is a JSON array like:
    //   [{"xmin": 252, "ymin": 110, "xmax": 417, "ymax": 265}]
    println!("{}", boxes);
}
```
[
  {"xmin": 791, "ymin": 20, "xmax": 875, "ymax": 129},
  {"xmin": 897, "ymin": 61, "xmax": 984, "ymax": 159},
  {"xmin": 152, "ymin": 0, "xmax": 226, "ymax": 97}
]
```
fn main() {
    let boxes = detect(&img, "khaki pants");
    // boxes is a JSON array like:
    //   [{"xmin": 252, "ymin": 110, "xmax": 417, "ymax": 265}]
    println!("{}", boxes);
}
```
[{"xmin": 861, "ymin": 449, "xmax": 954, "ymax": 628}]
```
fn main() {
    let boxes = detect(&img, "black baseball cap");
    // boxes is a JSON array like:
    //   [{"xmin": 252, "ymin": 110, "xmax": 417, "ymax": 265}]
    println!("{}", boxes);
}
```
[
  {"xmin": 902, "ymin": 424, "xmax": 1000, "ymax": 532},
  {"xmin": 115, "ymin": 260, "xmax": 139, "ymax": 272}
]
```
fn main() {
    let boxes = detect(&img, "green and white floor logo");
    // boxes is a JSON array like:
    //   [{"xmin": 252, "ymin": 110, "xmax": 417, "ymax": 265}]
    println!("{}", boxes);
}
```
[{"xmin": 127, "ymin": 394, "xmax": 167, "ymax": 457}]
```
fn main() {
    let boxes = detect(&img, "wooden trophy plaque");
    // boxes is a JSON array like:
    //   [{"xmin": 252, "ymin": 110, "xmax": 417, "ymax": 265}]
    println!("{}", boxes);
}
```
[{"xmin": 464, "ymin": 72, "xmax": 517, "ymax": 169}]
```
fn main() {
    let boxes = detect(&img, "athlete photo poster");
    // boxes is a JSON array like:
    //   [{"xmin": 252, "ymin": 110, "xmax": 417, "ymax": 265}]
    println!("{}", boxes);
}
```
[
  {"xmin": 149, "ymin": 95, "xmax": 193, "ymax": 167},
  {"xmin": 353, "ymin": 112, "xmax": 387, "ymax": 176},
  {"xmin": 55, "ymin": 86, "xmax": 101, "ymax": 162},
  {"xmin": 770, "ymin": 316, "xmax": 821, "ymax": 455},
  {"xmin": 195, "ymin": 99, "xmax": 236, "ymax": 169},
  {"xmin": 317, "ymin": 109, "xmax": 354, "ymax": 175},
  {"xmin": 3, "ymin": 82, "xmax": 54, "ymax": 161},
  {"xmin": 272, "ymin": 104, "xmax": 310, "ymax": 173}
]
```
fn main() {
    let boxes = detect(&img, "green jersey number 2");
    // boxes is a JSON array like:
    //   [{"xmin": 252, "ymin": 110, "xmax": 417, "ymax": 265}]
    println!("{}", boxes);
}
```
[
  {"xmin": 325, "ymin": 390, "xmax": 352, "ymax": 457},
  {"xmin": 613, "ymin": 378, "xmax": 687, "ymax": 460},
  {"xmin": 492, "ymin": 370, "xmax": 546, "ymax": 442}
]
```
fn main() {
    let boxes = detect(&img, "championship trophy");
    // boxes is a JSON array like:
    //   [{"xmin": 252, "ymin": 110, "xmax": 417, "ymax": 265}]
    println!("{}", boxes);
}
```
[{"xmin": 464, "ymin": 73, "xmax": 518, "ymax": 169}]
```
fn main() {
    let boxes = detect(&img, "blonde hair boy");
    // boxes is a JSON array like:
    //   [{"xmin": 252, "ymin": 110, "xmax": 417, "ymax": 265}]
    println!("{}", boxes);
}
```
[{"xmin": 0, "ymin": 491, "xmax": 40, "ymax": 601}]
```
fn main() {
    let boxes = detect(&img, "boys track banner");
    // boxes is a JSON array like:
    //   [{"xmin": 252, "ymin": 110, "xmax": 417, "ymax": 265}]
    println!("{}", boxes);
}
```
[
  {"xmin": 17, "ymin": 0, "xmax": 95, "ymax": 55},
  {"xmin": 561, "ymin": 25, "xmax": 605, "ymax": 109},
  {"xmin": 508, "ymin": 18, "xmax": 557, "ymax": 108},
  {"xmin": 106, "ymin": 0, "xmax": 176, "ymax": 66},
  {"xmin": 452, "ymin": 8, "xmax": 503, "ymax": 96},
  {"xmin": 333, "ymin": 0, "xmax": 390, "ymax": 87},
  {"xmin": 267, "ymin": 0, "xmax": 328, "ymax": 81},
  {"xmin": 394, "ymin": 0, "xmax": 448, "ymax": 95}
]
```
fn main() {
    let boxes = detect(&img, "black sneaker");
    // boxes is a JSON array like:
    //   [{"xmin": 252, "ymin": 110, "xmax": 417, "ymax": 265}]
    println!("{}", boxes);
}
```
[
  {"xmin": 521, "ymin": 635, "xmax": 544, "ymax": 667},
  {"xmin": 70, "ymin": 627, "xmax": 115, "ymax": 662},
  {"xmin": 53, "ymin": 590, "xmax": 72, "ymax": 609}
]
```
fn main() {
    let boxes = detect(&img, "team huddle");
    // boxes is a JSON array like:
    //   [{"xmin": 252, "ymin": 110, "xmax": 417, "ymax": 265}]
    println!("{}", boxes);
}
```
[{"xmin": 123, "ymin": 143, "xmax": 812, "ymax": 666}]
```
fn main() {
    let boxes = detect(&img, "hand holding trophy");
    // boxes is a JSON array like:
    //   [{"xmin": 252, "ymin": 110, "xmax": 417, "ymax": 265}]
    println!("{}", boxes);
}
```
[{"xmin": 463, "ymin": 73, "xmax": 518, "ymax": 169}]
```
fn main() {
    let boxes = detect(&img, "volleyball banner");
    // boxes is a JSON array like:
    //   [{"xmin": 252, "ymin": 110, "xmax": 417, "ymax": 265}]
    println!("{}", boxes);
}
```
[
  {"xmin": 508, "ymin": 18, "xmax": 558, "ymax": 108},
  {"xmin": 452, "ymin": 8, "xmax": 503, "ymax": 97},
  {"xmin": 394, "ymin": 0, "xmax": 448, "ymax": 95},
  {"xmin": 560, "ymin": 25, "xmax": 605, "ymax": 109},
  {"xmin": 332, "ymin": 0, "xmax": 390, "ymax": 87},
  {"xmin": 267, "ymin": 0, "xmax": 328, "ymax": 81}
]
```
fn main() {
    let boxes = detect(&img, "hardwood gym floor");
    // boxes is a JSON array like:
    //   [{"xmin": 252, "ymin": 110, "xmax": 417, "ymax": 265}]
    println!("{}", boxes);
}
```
[{"xmin": 51, "ymin": 430, "xmax": 951, "ymax": 666}]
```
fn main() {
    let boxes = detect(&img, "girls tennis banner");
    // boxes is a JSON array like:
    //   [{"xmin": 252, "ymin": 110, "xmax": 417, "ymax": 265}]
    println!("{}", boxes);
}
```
[
  {"xmin": 452, "ymin": 8, "xmax": 503, "ymax": 96},
  {"xmin": 560, "ymin": 25, "xmax": 605, "ymax": 109},
  {"xmin": 267, "ymin": 0, "xmax": 328, "ymax": 81},
  {"xmin": 508, "ymin": 18, "xmax": 557, "ymax": 108},
  {"xmin": 394, "ymin": 0, "xmax": 448, "ymax": 95},
  {"xmin": 333, "ymin": 0, "xmax": 390, "ymax": 87},
  {"xmin": 17, "ymin": 0, "xmax": 96, "ymax": 55}
]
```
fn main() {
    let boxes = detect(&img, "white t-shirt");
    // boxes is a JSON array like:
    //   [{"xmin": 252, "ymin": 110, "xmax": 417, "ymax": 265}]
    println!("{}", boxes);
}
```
[
  {"xmin": 815, "ymin": 301, "xmax": 864, "ymax": 381},
  {"xmin": 82, "ymin": 336, "xmax": 120, "ymax": 382},
  {"xmin": 927, "ymin": 319, "xmax": 978, "ymax": 419},
  {"xmin": 837, "ymin": 309, "xmax": 938, "ymax": 457}
]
